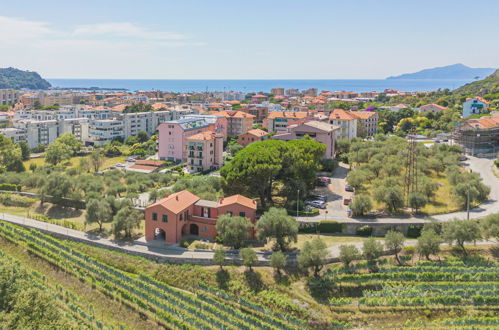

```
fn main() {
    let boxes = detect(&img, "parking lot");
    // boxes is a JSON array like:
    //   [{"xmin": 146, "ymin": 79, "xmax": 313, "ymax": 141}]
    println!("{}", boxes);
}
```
[{"xmin": 307, "ymin": 162, "xmax": 354, "ymax": 217}]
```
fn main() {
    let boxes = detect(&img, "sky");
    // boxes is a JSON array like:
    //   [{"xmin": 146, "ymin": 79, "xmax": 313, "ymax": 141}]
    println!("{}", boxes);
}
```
[{"xmin": 0, "ymin": 0, "xmax": 498, "ymax": 79}]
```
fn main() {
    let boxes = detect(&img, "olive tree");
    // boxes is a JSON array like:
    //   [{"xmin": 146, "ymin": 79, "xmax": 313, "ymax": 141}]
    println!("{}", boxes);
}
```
[
  {"xmin": 442, "ymin": 218, "xmax": 481, "ymax": 256},
  {"xmin": 298, "ymin": 238, "xmax": 328, "ymax": 277},
  {"xmin": 416, "ymin": 229, "xmax": 441, "ymax": 260},
  {"xmin": 384, "ymin": 230, "xmax": 405, "ymax": 265},
  {"xmin": 270, "ymin": 251, "xmax": 287, "ymax": 276},
  {"xmin": 216, "ymin": 215, "xmax": 252, "ymax": 249},
  {"xmin": 256, "ymin": 207, "xmax": 298, "ymax": 251},
  {"xmin": 339, "ymin": 244, "xmax": 361, "ymax": 271},
  {"xmin": 362, "ymin": 238, "xmax": 384, "ymax": 272}
]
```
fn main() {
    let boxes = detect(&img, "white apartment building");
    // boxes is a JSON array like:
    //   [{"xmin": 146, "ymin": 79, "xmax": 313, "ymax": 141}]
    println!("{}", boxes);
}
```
[
  {"xmin": 88, "ymin": 119, "xmax": 124, "ymax": 145},
  {"xmin": 0, "ymin": 128, "xmax": 27, "ymax": 144},
  {"xmin": 14, "ymin": 120, "xmax": 59, "ymax": 148},
  {"xmin": 0, "ymin": 89, "xmax": 20, "ymax": 105},
  {"xmin": 329, "ymin": 109, "xmax": 358, "ymax": 140},
  {"xmin": 59, "ymin": 118, "xmax": 89, "ymax": 141}
]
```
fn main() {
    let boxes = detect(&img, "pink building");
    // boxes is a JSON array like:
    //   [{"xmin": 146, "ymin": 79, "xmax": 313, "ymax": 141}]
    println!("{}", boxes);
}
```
[
  {"xmin": 186, "ymin": 131, "xmax": 224, "ymax": 173},
  {"xmin": 144, "ymin": 190, "xmax": 257, "ymax": 243},
  {"xmin": 157, "ymin": 116, "xmax": 227, "ymax": 162},
  {"xmin": 271, "ymin": 120, "xmax": 339, "ymax": 159}
]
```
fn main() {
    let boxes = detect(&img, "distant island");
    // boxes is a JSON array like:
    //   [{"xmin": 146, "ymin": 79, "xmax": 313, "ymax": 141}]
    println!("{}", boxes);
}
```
[
  {"xmin": 387, "ymin": 63, "xmax": 496, "ymax": 80},
  {"xmin": 0, "ymin": 67, "xmax": 51, "ymax": 90}
]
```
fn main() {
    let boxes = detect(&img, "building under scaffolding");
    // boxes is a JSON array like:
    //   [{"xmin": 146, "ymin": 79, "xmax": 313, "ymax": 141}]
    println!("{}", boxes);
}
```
[{"xmin": 453, "ymin": 117, "xmax": 499, "ymax": 157}]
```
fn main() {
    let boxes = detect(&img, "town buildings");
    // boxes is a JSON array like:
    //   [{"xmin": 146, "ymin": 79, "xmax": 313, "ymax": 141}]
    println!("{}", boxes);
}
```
[
  {"xmin": 208, "ymin": 110, "xmax": 254, "ymax": 136},
  {"xmin": 264, "ymin": 111, "xmax": 310, "ymax": 132},
  {"xmin": 462, "ymin": 97, "xmax": 489, "ymax": 118},
  {"xmin": 454, "ymin": 116, "xmax": 499, "ymax": 156},
  {"xmin": 352, "ymin": 111, "xmax": 378, "ymax": 136},
  {"xmin": 186, "ymin": 131, "xmax": 224, "ymax": 173},
  {"xmin": 88, "ymin": 119, "xmax": 124, "ymax": 146},
  {"xmin": 271, "ymin": 121, "xmax": 338, "ymax": 158},
  {"xmin": 329, "ymin": 109, "xmax": 358, "ymax": 140},
  {"xmin": 0, "ymin": 89, "xmax": 20, "ymax": 105},
  {"xmin": 417, "ymin": 103, "xmax": 447, "ymax": 114},
  {"xmin": 237, "ymin": 128, "xmax": 269, "ymax": 147},
  {"xmin": 270, "ymin": 88, "xmax": 285, "ymax": 96},
  {"xmin": 144, "ymin": 190, "xmax": 257, "ymax": 243},
  {"xmin": 157, "ymin": 116, "xmax": 227, "ymax": 162}
]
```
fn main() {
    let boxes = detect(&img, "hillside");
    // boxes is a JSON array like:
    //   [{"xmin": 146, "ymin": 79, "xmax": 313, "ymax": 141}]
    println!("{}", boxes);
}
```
[
  {"xmin": 387, "ymin": 63, "xmax": 496, "ymax": 80},
  {"xmin": 453, "ymin": 69, "xmax": 499, "ymax": 96},
  {"xmin": 0, "ymin": 67, "xmax": 51, "ymax": 90}
]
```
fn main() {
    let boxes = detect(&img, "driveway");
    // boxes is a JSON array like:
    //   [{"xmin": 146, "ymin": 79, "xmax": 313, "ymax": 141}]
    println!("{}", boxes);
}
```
[{"xmin": 310, "ymin": 162, "xmax": 352, "ymax": 215}]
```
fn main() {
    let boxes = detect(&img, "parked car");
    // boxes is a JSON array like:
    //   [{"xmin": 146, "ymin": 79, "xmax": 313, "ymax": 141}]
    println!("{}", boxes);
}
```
[
  {"xmin": 343, "ymin": 198, "xmax": 352, "ymax": 205},
  {"xmin": 309, "ymin": 194, "xmax": 327, "ymax": 202},
  {"xmin": 345, "ymin": 184, "xmax": 354, "ymax": 192},
  {"xmin": 458, "ymin": 155, "xmax": 468, "ymax": 161},
  {"xmin": 116, "ymin": 163, "xmax": 126, "ymax": 168},
  {"xmin": 316, "ymin": 179, "xmax": 327, "ymax": 187},
  {"xmin": 318, "ymin": 176, "xmax": 331, "ymax": 184},
  {"xmin": 126, "ymin": 157, "xmax": 137, "ymax": 162},
  {"xmin": 305, "ymin": 200, "xmax": 326, "ymax": 209}
]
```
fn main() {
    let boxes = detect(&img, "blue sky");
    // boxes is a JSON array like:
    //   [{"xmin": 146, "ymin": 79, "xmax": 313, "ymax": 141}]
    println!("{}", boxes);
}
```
[{"xmin": 1, "ymin": 0, "xmax": 498, "ymax": 79}]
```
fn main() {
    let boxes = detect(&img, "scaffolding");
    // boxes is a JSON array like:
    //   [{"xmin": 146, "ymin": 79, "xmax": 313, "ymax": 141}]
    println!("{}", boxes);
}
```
[{"xmin": 453, "ymin": 122, "xmax": 499, "ymax": 157}]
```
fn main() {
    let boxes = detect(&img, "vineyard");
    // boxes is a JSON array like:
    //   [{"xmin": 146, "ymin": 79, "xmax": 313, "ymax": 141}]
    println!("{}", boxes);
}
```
[
  {"xmin": 320, "ymin": 256, "xmax": 499, "ymax": 328},
  {"xmin": 0, "ymin": 221, "xmax": 304, "ymax": 330}
]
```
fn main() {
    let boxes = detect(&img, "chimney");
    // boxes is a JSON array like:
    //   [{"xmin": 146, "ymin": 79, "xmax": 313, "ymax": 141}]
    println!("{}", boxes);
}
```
[
  {"xmin": 176, "ymin": 195, "xmax": 179, "ymax": 201},
  {"xmin": 220, "ymin": 197, "xmax": 224, "ymax": 204}
]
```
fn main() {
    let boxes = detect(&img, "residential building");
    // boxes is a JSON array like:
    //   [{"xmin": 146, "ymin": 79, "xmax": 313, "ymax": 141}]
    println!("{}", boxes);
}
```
[
  {"xmin": 243, "ymin": 105, "xmax": 268, "ymax": 123},
  {"xmin": 271, "ymin": 121, "xmax": 338, "ymax": 159},
  {"xmin": 186, "ymin": 131, "xmax": 224, "ymax": 173},
  {"xmin": 0, "ymin": 89, "xmax": 20, "ymax": 105},
  {"xmin": 144, "ymin": 190, "xmax": 257, "ymax": 243},
  {"xmin": 352, "ymin": 111, "xmax": 378, "ymax": 136},
  {"xmin": 251, "ymin": 94, "xmax": 268, "ymax": 103},
  {"xmin": 453, "ymin": 117, "xmax": 499, "ymax": 156},
  {"xmin": 303, "ymin": 88, "xmax": 318, "ymax": 97},
  {"xmin": 157, "ymin": 116, "xmax": 227, "ymax": 162},
  {"xmin": 14, "ymin": 120, "xmax": 59, "ymax": 148},
  {"xmin": 264, "ymin": 111, "xmax": 310, "ymax": 132},
  {"xmin": 0, "ymin": 128, "xmax": 27, "ymax": 144},
  {"xmin": 329, "ymin": 109, "xmax": 358, "ymax": 140},
  {"xmin": 237, "ymin": 128, "xmax": 269, "ymax": 147},
  {"xmin": 462, "ymin": 97, "xmax": 489, "ymax": 118},
  {"xmin": 59, "ymin": 118, "xmax": 89, "ymax": 141},
  {"xmin": 208, "ymin": 110, "xmax": 254, "ymax": 136},
  {"xmin": 270, "ymin": 88, "xmax": 285, "ymax": 96},
  {"xmin": 417, "ymin": 103, "xmax": 447, "ymax": 114},
  {"xmin": 285, "ymin": 88, "xmax": 300, "ymax": 97},
  {"xmin": 88, "ymin": 119, "xmax": 124, "ymax": 146}
]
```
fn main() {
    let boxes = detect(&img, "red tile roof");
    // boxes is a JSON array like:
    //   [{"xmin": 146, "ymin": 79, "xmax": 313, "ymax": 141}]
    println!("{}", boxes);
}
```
[
  {"xmin": 217, "ymin": 194, "xmax": 257, "ymax": 210},
  {"xmin": 187, "ymin": 131, "xmax": 215, "ymax": 141},
  {"xmin": 329, "ymin": 109, "xmax": 358, "ymax": 120},
  {"xmin": 152, "ymin": 190, "xmax": 200, "ymax": 214},
  {"xmin": 267, "ymin": 111, "xmax": 309, "ymax": 119},
  {"xmin": 244, "ymin": 128, "xmax": 268, "ymax": 137}
]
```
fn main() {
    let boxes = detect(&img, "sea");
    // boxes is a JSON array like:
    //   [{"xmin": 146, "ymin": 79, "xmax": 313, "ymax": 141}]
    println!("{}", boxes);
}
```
[{"xmin": 47, "ymin": 78, "xmax": 472, "ymax": 93}]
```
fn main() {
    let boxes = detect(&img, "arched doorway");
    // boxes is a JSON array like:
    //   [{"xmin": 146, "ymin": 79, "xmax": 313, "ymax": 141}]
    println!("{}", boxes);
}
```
[
  {"xmin": 189, "ymin": 224, "xmax": 199, "ymax": 236},
  {"xmin": 154, "ymin": 228, "xmax": 166, "ymax": 240}
]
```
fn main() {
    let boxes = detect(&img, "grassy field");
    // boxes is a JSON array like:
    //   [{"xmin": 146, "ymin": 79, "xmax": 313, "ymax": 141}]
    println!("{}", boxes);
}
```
[{"xmin": 24, "ymin": 154, "xmax": 127, "ymax": 170}]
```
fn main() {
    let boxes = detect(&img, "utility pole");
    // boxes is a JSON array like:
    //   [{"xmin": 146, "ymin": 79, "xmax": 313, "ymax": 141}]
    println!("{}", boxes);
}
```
[{"xmin": 296, "ymin": 189, "xmax": 300, "ymax": 217}]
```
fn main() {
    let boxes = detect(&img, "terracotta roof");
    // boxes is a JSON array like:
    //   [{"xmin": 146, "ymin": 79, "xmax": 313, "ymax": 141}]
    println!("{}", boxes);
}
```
[
  {"xmin": 135, "ymin": 160, "xmax": 165, "ymax": 167},
  {"xmin": 152, "ymin": 190, "xmax": 200, "ymax": 214},
  {"xmin": 351, "ymin": 111, "xmax": 377, "ymax": 119},
  {"xmin": 187, "ymin": 131, "xmax": 215, "ymax": 141},
  {"xmin": 267, "ymin": 111, "xmax": 309, "ymax": 119},
  {"xmin": 209, "ymin": 110, "xmax": 254, "ymax": 119},
  {"xmin": 151, "ymin": 103, "xmax": 168, "ymax": 110},
  {"xmin": 465, "ymin": 117, "xmax": 499, "ymax": 129},
  {"xmin": 244, "ymin": 128, "xmax": 268, "ymax": 137},
  {"xmin": 111, "ymin": 104, "xmax": 127, "ymax": 112},
  {"xmin": 128, "ymin": 165, "xmax": 157, "ymax": 172},
  {"xmin": 329, "ymin": 109, "xmax": 358, "ymax": 121},
  {"xmin": 420, "ymin": 103, "xmax": 447, "ymax": 111},
  {"xmin": 252, "ymin": 94, "xmax": 267, "ymax": 98},
  {"xmin": 217, "ymin": 194, "xmax": 257, "ymax": 210}
]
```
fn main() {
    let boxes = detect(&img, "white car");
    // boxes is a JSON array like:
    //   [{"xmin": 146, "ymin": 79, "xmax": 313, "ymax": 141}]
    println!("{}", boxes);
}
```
[{"xmin": 116, "ymin": 163, "xmax": 126, "ymax": 168}]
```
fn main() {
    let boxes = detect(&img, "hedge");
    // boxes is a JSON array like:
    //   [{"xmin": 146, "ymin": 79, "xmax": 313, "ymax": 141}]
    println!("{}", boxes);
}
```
[
  {"xmin": 287, "ymin": 208, "xmax": 320, "ymax": 217},
  {"xmin": 0, "ymin": 183, "xmax": 21, "ymax": 191},
  {"xmin": 299, "ymin": 221, "xmax": 344, "ymax": 233}
]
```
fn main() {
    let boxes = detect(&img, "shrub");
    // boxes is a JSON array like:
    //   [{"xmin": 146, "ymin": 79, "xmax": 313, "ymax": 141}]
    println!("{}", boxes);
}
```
[
  {"xmin": 407, "ymin": 224, "xmax": 423, "ymax": 238},
  {"xmin": 356, "ymin": 225, "xmax": 373, "ymax": 237},
  {"xmin": 0, "ymin": 193, "xmax": 36, "ymax": 207}
]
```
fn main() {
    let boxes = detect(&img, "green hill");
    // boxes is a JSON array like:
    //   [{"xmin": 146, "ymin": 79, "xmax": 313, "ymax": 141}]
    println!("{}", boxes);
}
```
[
  {"xmin": 0, "ymin": 67, "xmax": 51, "ymax": 90},
  {"xmin": 453, "ymin": 69, "xmax": 499, "ymax": 96}
]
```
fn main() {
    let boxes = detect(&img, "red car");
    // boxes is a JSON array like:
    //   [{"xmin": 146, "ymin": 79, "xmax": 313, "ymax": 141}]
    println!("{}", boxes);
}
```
[{"xmin": 318, "ymin": 177, "xmax": 331, "ymax": 184}]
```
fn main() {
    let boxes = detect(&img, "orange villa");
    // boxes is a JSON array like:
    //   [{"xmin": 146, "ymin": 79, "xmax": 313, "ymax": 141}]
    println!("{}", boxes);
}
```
[{"xmin": 144, "ymin": 190, "xmax": 257, "ymax": 243}]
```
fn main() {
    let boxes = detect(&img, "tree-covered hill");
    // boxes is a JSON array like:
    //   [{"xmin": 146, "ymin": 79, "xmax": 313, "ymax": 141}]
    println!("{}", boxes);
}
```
[
  {"xmin": 0, "ymin": 67, "xmax": 51, "ymax": 90},
  {"xmin": 453, "ymin": 69, "xmax": 499, "ymax": 97}
]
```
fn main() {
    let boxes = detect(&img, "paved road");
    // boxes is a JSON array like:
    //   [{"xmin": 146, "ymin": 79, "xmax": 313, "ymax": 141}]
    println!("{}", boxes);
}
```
[{"xmin": 298, "ymin": 156, "xmax": 499, "ymax": 224}]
